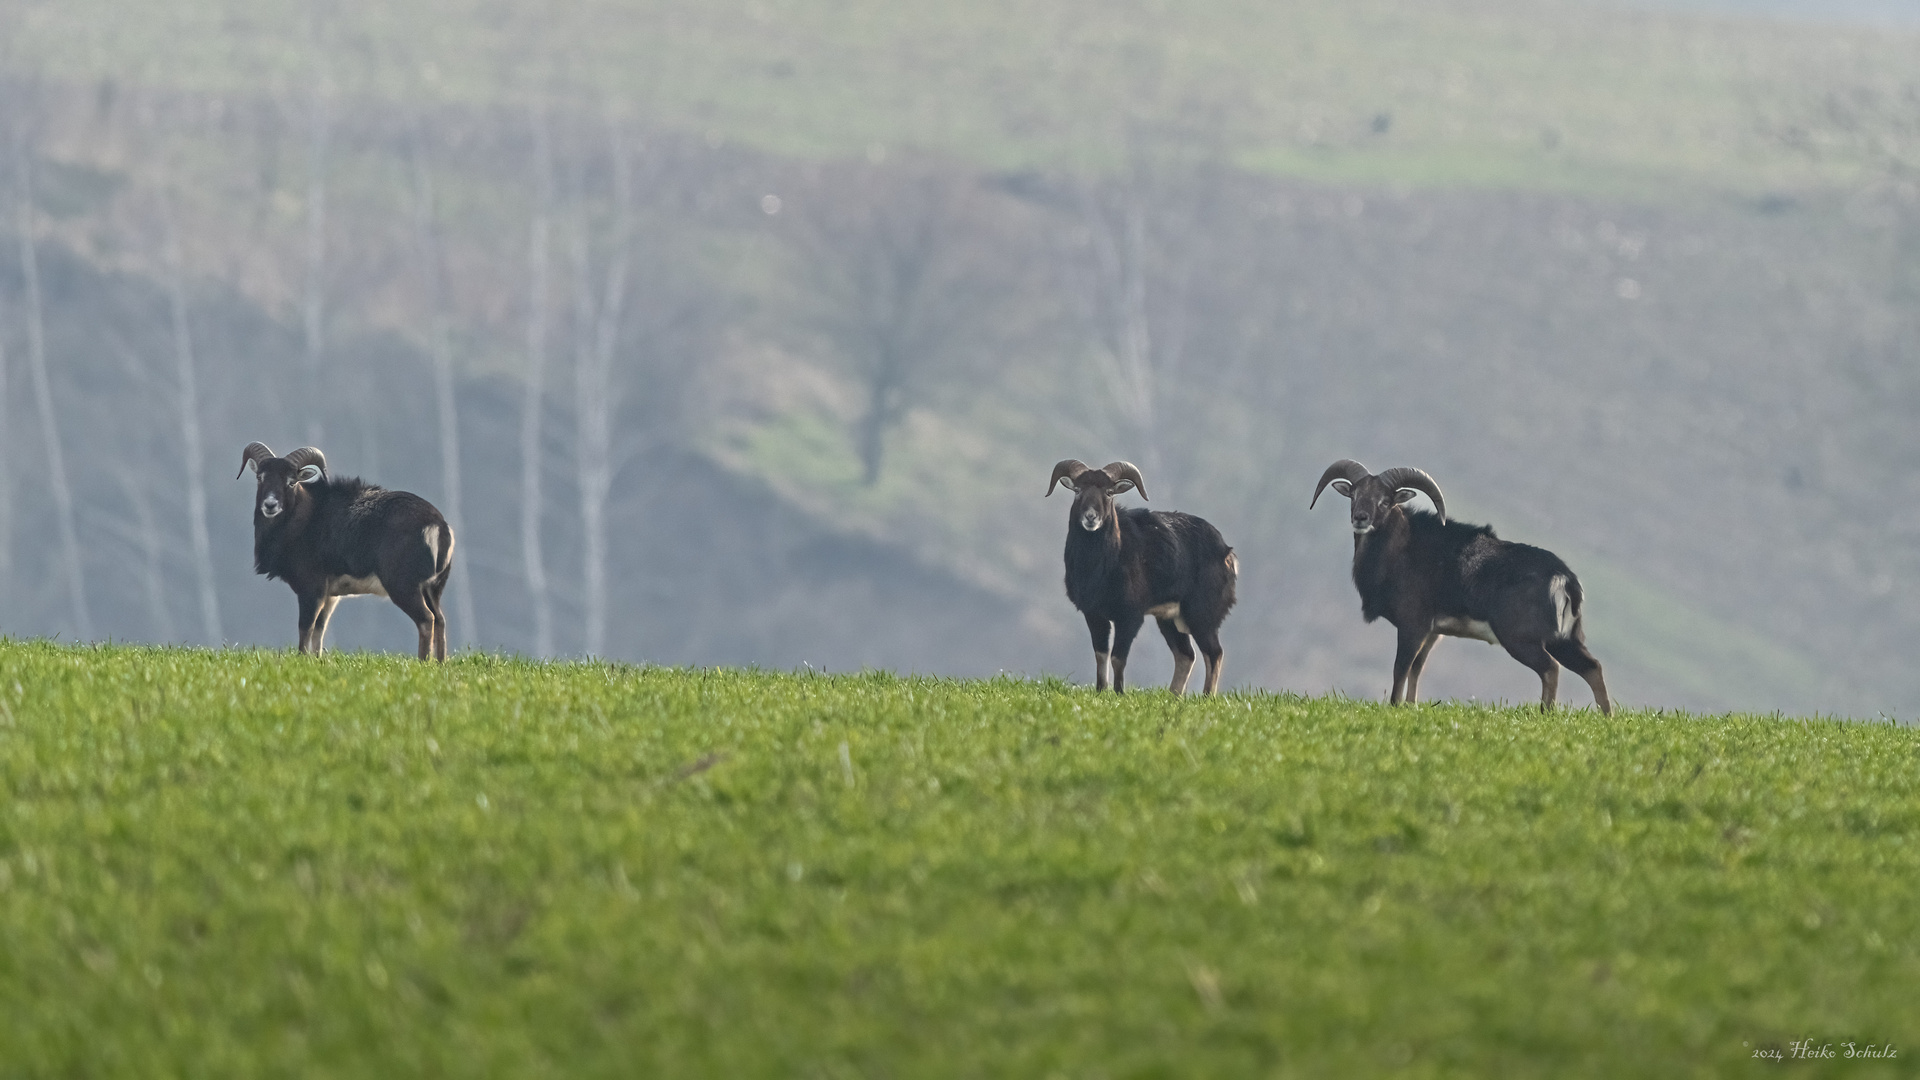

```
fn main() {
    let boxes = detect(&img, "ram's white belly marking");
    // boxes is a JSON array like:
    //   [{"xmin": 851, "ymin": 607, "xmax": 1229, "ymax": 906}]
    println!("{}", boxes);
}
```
[
  {"xmin": 328, "ymin": 574, "xmax": 388, "ymax": 598},
  {"xmin": 1147, "ymin": 602, "xmax": 1191, "ymax": 634},
  {"xmin": 1434, "ymin": 616, "xmax": 1499, "ymax": 645}
]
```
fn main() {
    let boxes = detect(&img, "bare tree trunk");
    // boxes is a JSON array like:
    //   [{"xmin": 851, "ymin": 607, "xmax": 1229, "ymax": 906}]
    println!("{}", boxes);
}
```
[
  {"xmin": 157, "ymin": 170, "xmax": 224, "ymax": 645},
  {"xmin": 857, "ymin": 362, "xmax": 902, "ymax": 486},
  {"xmin": 116, "ymin": 470, "xmax": 177, "ymax": 641},
  {"xmin": 407, "ymin": 122, "xmax": 478, "ymax": 650},
  {"xmin": 101, "ymin": 330, "xmax": 183, "ymax": 643},
  {"xmin": 521, "ymin": 97, "xmax": 555, "ymax": 658},
  {"xmin": 301, "ymin": 11, "xmax": 331, "ymax": 447},
  {"xmin": 853, "ymin": 228, "xmax": 923, "ymax": 487},
  {"xmin": 570, "ymin": 114, "xmax": 631, "ymax": 657},
  {"xmin": 1082, "ymin": 184, "xmax": 1163, "ymax": 485},
  {"xmin": 11, "ymin": 126, "xmax": 93, "ymax": 640},
  {"xmin": 0, "ymin": 328, "xmax": 10, "ymax": 615}
]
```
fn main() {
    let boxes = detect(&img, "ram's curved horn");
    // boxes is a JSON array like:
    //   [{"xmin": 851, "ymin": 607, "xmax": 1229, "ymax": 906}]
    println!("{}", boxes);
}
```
[
  {"xmin": 284, "ymin": 447, "xmax": 328, "ymax": 478},
  {"xmin": 237, "ymin": 441, "xmax": 275, "ymax": 479},
  {"xmin": 1047, "ymin": 459, "xmax": 1091, "ymax": 497},
  {"xmin": 1378, "ymin": 466, "xmax": 1446, "ymax": 524},
  {"xmin": 1311, "ymin": 459, "xmax": 1370, "ymax": 508},
  {"xmin": 1101, "ymin": 461, "xmax": 1148, "ymax": 501}
]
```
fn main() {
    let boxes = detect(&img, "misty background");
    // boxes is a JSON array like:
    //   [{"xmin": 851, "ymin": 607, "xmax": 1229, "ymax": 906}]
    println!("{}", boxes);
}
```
[{"xmin": 0, "ymin": 0, "xmax": 1917, "ymax": 716}]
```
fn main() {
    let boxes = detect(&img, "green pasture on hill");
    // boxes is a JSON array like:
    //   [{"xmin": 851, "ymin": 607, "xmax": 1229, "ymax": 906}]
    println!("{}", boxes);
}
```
[
  {"xmin": 13, "ymin": 0, "xmax": 1917, "ymax": 196},
  {"xmin": 0, "ymin": 641, "xmax": 1914, "ymax": 1076}
]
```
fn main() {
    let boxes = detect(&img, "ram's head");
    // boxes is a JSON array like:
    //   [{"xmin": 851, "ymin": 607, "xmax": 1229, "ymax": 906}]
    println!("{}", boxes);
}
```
[
  {"xmin": 1047, "ymin": 459, "xmax": 1149, "ymax": 532},
  {"xmin": 1311, "ymin": 459, "xmax": 1446, "ymax": 535},
  {"xmin": 237, "ymin": 442, "xmax": 328, "ymax": 521}
]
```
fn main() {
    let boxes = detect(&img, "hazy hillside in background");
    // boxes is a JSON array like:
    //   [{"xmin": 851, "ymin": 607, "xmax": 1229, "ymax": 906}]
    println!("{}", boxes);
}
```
[
  {"xmin": 1624, "ymin": 0, "xmax": 1920, "ymax": 25},
  {"xmin": 1, "ymin": 0, "xmax": 1916, "ymax": 716}
]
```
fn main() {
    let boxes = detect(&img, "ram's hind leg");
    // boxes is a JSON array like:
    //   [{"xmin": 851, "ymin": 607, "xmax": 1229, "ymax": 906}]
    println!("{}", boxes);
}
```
[
  {"xmin": 1547, "ymin": 638, "xmax": 1611, "ymax": 715},
  {"xmin": 426, "ymin": 576, "xmax": 450, "ymax": 661},
  {"xmin": 1193, "ymin": 627, "xmax": 1226, "ymax": 696},
  {"xmin": 392, "ymin": 588, "xmax": 440, "ymax": 662},
  {"xmin": 1157, "ymin": 619, "xmax": 1196, "ymax": 695},
  {"xmin": 311, "ymin": 597, "xmax": 342, "ymax": 657},
  {"xmin": 1503, "ymin": 640, "xmax": 1560, "ymax": 711},
  {"xmin": 1404, "ymin": 633, "xmax": 1439, "ymax": 704}
]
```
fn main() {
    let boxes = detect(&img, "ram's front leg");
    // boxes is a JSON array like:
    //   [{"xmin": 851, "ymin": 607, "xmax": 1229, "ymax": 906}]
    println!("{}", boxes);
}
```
[
  {"xmin": 1084, "ymin": 612, "xmax": 1113, "ymax": 690},
  {"xmin": 1109, "ymin": 615, "xmax": 1146, "ymax": 694},
  {"xmin": 295, "ymin": 591, "xmax": 323, "ymax": 655},
  {"xmin": 1390, "ymin": 626, "xmax": 1427, "ymax": 705}
]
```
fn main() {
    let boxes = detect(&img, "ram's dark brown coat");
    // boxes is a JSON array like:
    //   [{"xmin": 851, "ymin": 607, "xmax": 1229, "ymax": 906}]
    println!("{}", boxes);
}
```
[{"xmin": 239, "ymin": 442, "xmax": 455, "ymax": 660}]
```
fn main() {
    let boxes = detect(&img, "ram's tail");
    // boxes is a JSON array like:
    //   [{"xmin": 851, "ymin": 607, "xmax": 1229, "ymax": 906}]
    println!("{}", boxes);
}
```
[
  {"xmin": 424, "ymin": 522, "xmax": 456, "ymax": 582},
  {"xmin": 1548, "ymin": 573, "xmax": 1581, "ymax": 639}
]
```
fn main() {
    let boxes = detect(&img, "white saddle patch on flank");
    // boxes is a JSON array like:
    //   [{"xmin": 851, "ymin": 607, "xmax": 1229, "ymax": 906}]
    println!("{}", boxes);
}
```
[
  {"xmin": 1549, "ymin": 574, "xmax": 1575, "ymax": 638},
  {"xmin": 328, "ymin": 574, "xmax": 388, "ymax": 598},
  {"xmin": 1147, "ymin": 602, "xmax": 1191, "ymax": 634},
  {"xmin": 1434, "ymin": 615, "xmax": 1500, "ymax": 645},
  {"xmin": 424, "ymin": 525, "xmax": 440, "ymax": 565}
]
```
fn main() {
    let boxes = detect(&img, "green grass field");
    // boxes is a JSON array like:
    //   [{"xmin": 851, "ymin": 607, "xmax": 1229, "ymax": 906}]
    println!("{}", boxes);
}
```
[{"xmin": 0, "ymin": 640, "xmax": 1914, "ymax": 1076}]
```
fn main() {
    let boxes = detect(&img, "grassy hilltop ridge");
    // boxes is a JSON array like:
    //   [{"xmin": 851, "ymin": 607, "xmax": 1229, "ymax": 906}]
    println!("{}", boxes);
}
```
[{"xmin": 1, "ymin": 641, "xmax": 1914, "ymax": 1075}]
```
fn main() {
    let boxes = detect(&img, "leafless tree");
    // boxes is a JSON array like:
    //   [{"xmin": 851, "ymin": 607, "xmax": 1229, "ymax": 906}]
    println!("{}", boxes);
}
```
[
  {"xmin": 114, "ymin": 469, "xmax": 177, "ymax": 641},
  {"xmin": 1078, "ymin": 181, "xmax": 1161, "ymax": 475},
  {"xmin": 301, "ymin": 7, "xmax": 333, "ymax": 447},
  {"xmin": 521, "ymin": 96, "xmax": 556, "ymax": 657},
  {"xmin": 95, "ymin": 328, "xmax": 182, "ymax": 641},
  {"xmin": 0, "ymin": 323, "xmax": 10, "ymax": 615},
  {"xmin": 1070, "ymin": 157, "xmax": 1213, "ymax": 495},
  {"xmin": 1052, "ymin": 116, "xmax": 1226, "ymax": 501},
  {"xmin": 155, "ymin": 148, "xmax": 224, "ymax": 645},
  {"xmin": 566, "ymin": 111, "xmax": 632, "ymax": 656},
  {"xmin": 790, "ymin": 165, "xmax": 1005, "ymax": 485},
  {"xmin": 407, "ymin": 116, "xmax": 477, "ymax": 649},
  {"xmin": 10, "ymin": 111, "xmax": 92, "ymax": 640}
]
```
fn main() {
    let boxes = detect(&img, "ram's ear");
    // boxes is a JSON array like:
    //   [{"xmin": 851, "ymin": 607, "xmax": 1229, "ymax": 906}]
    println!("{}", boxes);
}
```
[
  {"xmin": 296, "ymin": 465, "xmax": 323, "ymax": 484},
  {"xmin": 1330, "ymin": 479, "xmax": 1354, "ymax": 497},
  {"xmin": 1109, "ymin": 478, "xmax": 1135, "ymax": 495},
  {"xmin": 1393, "ymin": 487, "xmax": 1422, "ymax": 504}
]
